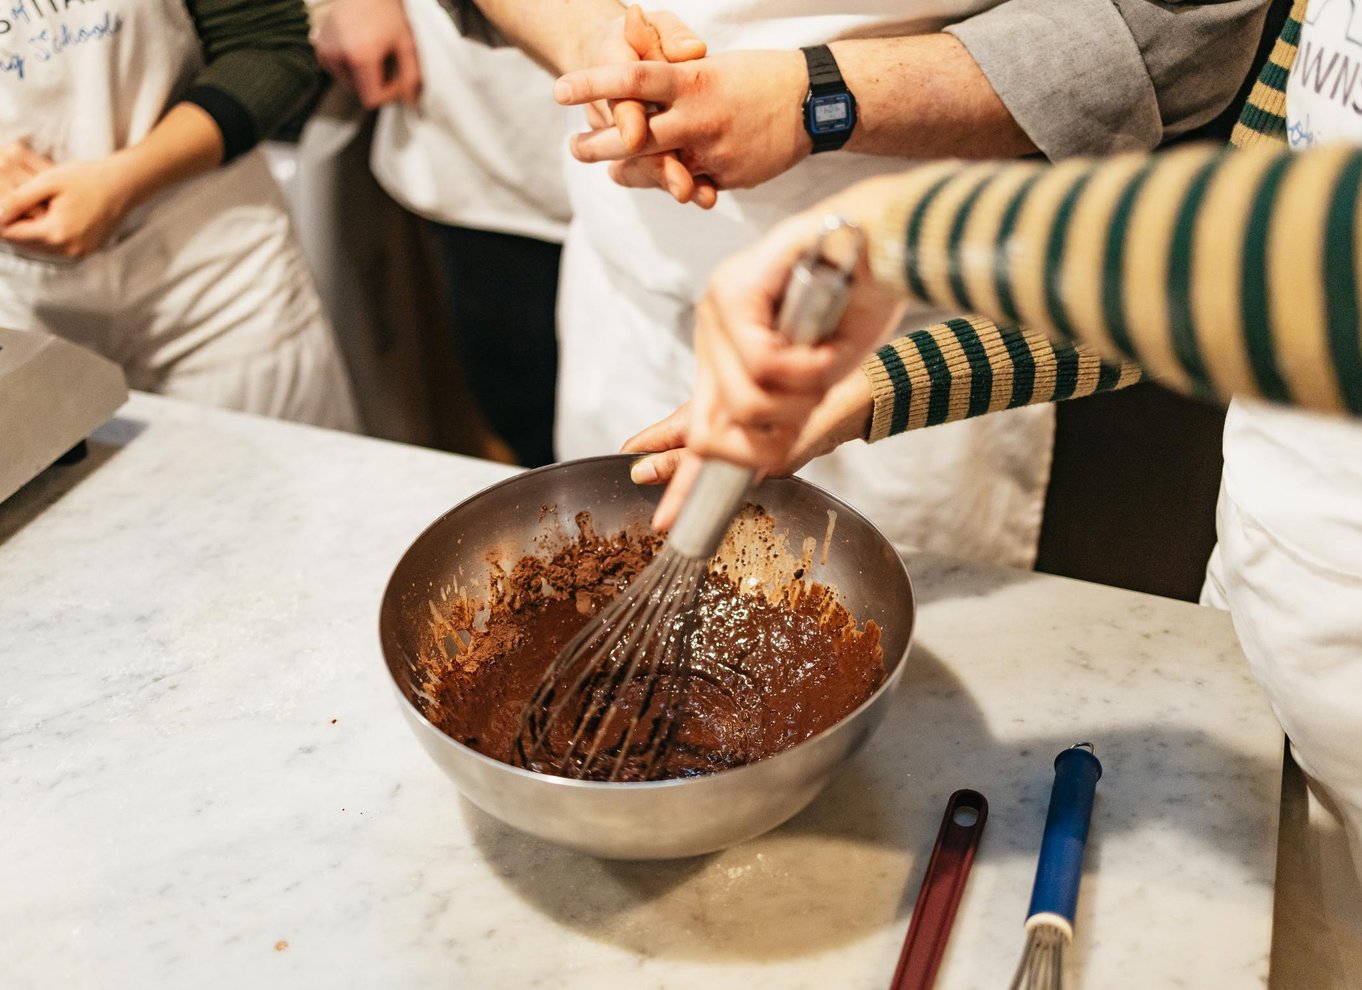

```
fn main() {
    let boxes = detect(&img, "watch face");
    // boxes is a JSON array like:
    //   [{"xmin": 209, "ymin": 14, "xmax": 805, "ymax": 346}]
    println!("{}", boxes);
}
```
[{"xmin": 808, "ymin": 93, "xmax": 854, "ymax": 134}]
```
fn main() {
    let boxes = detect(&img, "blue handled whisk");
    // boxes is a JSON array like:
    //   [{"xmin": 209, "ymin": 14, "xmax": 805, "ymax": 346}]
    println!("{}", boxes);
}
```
[{"xmin": 1008, "ymin": 743, "xmax": 1103, "ymax": 990}]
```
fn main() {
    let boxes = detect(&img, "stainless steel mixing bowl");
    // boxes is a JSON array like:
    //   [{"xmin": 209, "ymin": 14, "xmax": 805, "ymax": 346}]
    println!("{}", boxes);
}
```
[{"xmin": 379, "ymin": 455, "xmax": 914, "ymax": 859}]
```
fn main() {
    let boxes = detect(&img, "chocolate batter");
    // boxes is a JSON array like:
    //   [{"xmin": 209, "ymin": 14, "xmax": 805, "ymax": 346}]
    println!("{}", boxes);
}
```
[{"xmin": 419, "ymin": 511, "xmax": 883, "ymax": 781}]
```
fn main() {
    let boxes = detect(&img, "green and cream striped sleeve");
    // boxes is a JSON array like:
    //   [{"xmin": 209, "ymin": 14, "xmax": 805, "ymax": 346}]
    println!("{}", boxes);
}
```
[
  {"xmin": 858, "ymin": 138, "xmax": 1362, "ymax": 436},
  {"xmin": 862, "ymin": 317, "xmax": 1141, "ymax": 442},
  {"xmin": 866, "ymin": 136, "xmax": 1362, "ymax": 415}
]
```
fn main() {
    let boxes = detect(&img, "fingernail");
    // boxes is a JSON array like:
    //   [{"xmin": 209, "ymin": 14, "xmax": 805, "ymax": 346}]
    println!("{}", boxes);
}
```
[
  {"xmin": 631, "ymin": 457, "xmax": 659, "ymax": 484},
  {"xmin": 553, "ymin": 78, "xmax": 571, "ymax": 103}
]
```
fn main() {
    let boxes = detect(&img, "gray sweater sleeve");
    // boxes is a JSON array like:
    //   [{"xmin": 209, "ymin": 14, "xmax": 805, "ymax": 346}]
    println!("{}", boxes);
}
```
[{"xmin": 946, "ymin": 0, "xmax": 1272, "ymax": 159}]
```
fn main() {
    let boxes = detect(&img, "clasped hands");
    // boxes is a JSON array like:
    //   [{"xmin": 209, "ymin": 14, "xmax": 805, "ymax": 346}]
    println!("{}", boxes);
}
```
[
  {"xmin": 557, "ymin": 5, "xmax": 812, "ymax": 207},
  {"xmin": 0, "ymin": 142, "xmax": 134, "ymax": 259}
]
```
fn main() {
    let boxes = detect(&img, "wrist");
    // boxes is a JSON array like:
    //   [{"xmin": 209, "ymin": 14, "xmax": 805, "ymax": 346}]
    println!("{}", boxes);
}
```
[
  {"xmin": 824, "ymin": 370, "xmax": 875, "ymax": 445},
  {"xmin": 103, "ymin": 149, "xmax": 147, "ymax": 215}
]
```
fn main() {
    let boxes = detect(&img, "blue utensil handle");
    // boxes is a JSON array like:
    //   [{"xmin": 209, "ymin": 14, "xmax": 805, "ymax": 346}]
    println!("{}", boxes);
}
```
[{"xmin": 1026, "ymin": 745, "xmax": 1103, "ymax": 930}]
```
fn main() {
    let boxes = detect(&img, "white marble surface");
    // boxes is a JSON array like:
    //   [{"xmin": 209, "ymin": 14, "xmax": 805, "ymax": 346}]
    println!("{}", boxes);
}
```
[{"xmin": 0, "ymin": 394, "xmax": 1282, "ymax": 988}]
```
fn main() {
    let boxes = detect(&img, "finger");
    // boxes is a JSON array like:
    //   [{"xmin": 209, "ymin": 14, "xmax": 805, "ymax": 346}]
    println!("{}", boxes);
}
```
[
  {"xmin": 623, "ymin": 4, "xmax": 665, "ymax": 60},
  {"xmin": 571, "ymin": 123, "xmax": 663, "ymax": 164},
  {"xmin": 707, "ymin": 324, "xmax": 826, "ymax": 427},
  {"xmin": 554, "ymin": 62, "xmax": 679, "ymax": 108},
  {"xmin": 608, "ymin": 155, "xmax": 697, "ymax": 202},
  {"xmin": 0, "ymin": 212, "xmax": 59, "ymax": 250},
  {"xmin": 696, "ymin": 292, "xmax": 831, "ymax": 438},
  {"xmin": 699, "ymin": 277, "xmax": 828, "ymax": 392},
  {"xmin": 687, "ymin": 367, "xmax": 806, "ymax": 474},
  {"xmin": 0, "ymin": 171, "xmax": 60, "ymax": 225},
  {"xmin": 726, "ymin": 316, "xmax": 843, "ymax": 393},
  {"xmin": 571, "ymin": 107, "xmax": 695, "ymax": 163},
  {"xmin": 652, "ymin": 451, "xmax": 703, "ymax": 533},
  {"xmin": 660, "ymin": 155, "xmax": 698, "ymax": 203},
  {"xmin": 621, "ymin": 403, "xmax": 691, "ymax": 453},
  {"xmin": 692, "ymin": 417, "xmax": 805, "ymax": 473},
  {"xmin": 691, "ymin": 176, "xmax": 719, "ymax": 209},
  {"xmin": 629, "ymin": 449, "xmax": 685, "ymax": 485},
  {"xmin": 608, "ymin": 156, "xmax": 668, "ymax": 190},
  {"xmin": 393, "ymin": 40, "xmax": 423, "ymax": 105},
  {"xmin": 647, "ymin": 10, "xmax": 706, "ymax": 62},
  {"xmin": 611, "ymin": 98, "xmax": 649, "ymax": 153},
  {"xmin": 586, "ymin": 100, "xmax": 612, "ymax": 130},
  {"xmin": 350, "ymin": 53, "xmax": 403, "ymax": 109}
]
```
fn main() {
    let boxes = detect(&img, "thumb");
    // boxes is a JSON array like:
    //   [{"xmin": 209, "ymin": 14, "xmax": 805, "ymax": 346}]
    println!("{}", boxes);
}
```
[
  {"xmin": 651, "ymin": 450, "xmax": 702, "ymax": 532},
  {"xmin": 621, "ymin": 401, "xmax": 691, "ymax": 453},
  {"xmin": 394, "ymin": 39, "xmax": 423, "ymax": 105},
  {"xmin": 648, "ymin": 11, "xmax": 706, "ymax": 62},
  {"xmin": 622, "ymin": 4, "xmax": 664, "ymax": 60},
  {"xmin": 0, "ymin": 170, "xmax": 60, "ymax": 225}
]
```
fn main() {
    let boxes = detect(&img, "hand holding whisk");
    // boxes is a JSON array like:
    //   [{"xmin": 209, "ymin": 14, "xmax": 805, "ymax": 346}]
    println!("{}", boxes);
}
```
[
  {"xmin": 512, "ymin": 216, "xmax": 866, "ymax": 782},
  {"xmin": 1008, "ymin": 743, "xmax": 1103, "ymax": 990}
]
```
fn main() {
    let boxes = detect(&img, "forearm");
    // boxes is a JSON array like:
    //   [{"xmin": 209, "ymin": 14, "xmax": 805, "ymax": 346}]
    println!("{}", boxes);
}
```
[
  {"xmin": 467, "ymin": 0, "xmax": 624, "ymax": 73},
  {"xmin": 831, "ymin": 35, "xmax": 1036, "ymax": 160},
  {"xmin": 183, "ymin": 0, "xmax": 321, "ymax": 159},
  {"xmin": 110, "ymin": 104, "xmax": 224, "ymax": 212},
  {"xmin": 861, "ymin": 143, "xmax": 1362, "ymax": 416}
]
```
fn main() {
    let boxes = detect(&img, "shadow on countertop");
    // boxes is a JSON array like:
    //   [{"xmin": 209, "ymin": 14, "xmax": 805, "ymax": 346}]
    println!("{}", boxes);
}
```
[{"xmin": 0, "ymin": 415, "xmax": 148, "ymax": 549}]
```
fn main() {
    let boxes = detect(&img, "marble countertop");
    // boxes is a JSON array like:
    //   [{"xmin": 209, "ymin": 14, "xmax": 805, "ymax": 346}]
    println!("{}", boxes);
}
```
[{"xmin": 0, "ymin": 394, "xmax": 1282, "ymax": 988}]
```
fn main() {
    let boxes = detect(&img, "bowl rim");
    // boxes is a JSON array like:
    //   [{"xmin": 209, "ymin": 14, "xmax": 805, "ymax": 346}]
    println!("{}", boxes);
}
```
[{"xmin": 379, "ymin": 453, "xmax": 915, "ymax": 791}]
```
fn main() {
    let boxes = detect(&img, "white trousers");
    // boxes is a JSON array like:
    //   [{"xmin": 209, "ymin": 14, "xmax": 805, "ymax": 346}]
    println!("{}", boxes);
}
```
[
  {"xmin": 0, "ymin": 152, "xmax": 357, "ymax": 431},
  {"xmin": 1204, "ymin": 488, "xmax": 1362, "ymax": 986},
  {"xmin": 555, "ymin": 223, "xmax": 1054, "ymax": 567}
]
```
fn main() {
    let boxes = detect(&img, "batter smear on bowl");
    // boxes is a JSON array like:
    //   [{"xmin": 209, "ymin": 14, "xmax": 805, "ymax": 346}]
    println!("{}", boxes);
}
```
[{"xmin": 419, "ymin": 509, "xmax": 884, "ymax": 780}]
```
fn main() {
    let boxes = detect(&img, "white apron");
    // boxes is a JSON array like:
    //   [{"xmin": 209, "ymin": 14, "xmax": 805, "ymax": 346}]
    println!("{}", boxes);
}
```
[
  {"xmin": 556, "ymin": 0, "xmax": 1053, "ymax": 567},
  {"xmin": 0, "ymin": 0, "xmax": 357, "ymax": 430},
  {"xmin": 369, "ymin": 0, "xmax": 571, "ymax": 242},
  {"xmin": 1202, "ymin": 0, "xmax": 1362, "ymax": 975}
]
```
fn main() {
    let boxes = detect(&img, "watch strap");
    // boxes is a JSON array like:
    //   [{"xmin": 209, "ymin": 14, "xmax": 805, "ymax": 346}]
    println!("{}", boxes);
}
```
[{"xmin": 802, "ymin": 44, "xmax": 843, "ymax": 93}]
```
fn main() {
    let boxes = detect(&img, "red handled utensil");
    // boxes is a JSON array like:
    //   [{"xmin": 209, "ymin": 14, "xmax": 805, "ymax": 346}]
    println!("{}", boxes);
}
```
[{"xmin": 890, "ymin": 788, "xmax": 989, "ymax": 990}]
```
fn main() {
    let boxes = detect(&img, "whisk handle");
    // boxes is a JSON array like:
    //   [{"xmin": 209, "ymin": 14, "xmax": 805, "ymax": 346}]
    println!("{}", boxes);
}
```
[
  {"xmin": 1025, "ymin": 744, "xmax": 1103, "ymax": 933},
  {"xmin": 668, "ymin": 459, "xmax": 757, "ymax": 559},
  {"xmin": 776, "ymin": 216, "xmax": 864, "ymax": 344}
]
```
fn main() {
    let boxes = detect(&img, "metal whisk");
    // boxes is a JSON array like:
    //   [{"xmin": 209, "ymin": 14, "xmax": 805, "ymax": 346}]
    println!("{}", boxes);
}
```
[
  {"xmin": 1008, "ymin": 743, "xmax": 1103, "ymax": 990},
  {"xmin": 513, "ymin": 216, "xmax": 866, "ymax": 782}
]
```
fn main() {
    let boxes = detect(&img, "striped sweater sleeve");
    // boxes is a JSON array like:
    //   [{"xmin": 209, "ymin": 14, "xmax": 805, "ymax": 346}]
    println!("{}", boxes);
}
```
[
  {"xmin": 861, "ymin": 139, "xmax": 1362, "ymax": 429},
  {"xmin": 863, "ymin": 318, "xmax": 1141, "ymax": 442},
  {"xmin": 859, "ymin": 0, "xmax": 1321, "ymax": 441}
]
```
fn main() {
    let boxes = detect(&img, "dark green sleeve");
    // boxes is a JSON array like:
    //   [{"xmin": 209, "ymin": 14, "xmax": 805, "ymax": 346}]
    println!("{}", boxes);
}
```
[{"xmin": 180, "ymin": 0, "xmax": 321, "ymax": 161}]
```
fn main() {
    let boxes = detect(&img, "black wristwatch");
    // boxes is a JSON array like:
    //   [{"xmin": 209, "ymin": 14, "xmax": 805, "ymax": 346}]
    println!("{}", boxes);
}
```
[{"xmin": 800, "ymin": 44, "xmax": 857, "ymax": 153}]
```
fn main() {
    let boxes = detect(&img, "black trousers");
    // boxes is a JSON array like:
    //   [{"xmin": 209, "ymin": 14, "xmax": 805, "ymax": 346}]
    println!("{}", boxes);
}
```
[{"xmin": 427, "ymin": 222, "xmax": 561, "ymax": 468}]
